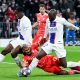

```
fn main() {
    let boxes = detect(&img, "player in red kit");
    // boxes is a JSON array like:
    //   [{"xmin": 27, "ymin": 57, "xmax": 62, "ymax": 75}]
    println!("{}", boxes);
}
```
[
  {"xmin": 32, "ymin": 4, "xmax": 48, "ymax": 50},
  {"xmin": 18, "ymin": 46, "xmax": 80, "ymax": 76},
  {"xmin": 22, "ymin": 55, "xmax": 62, "ymax": 74},
  {"xmin": 21, "ymin": 55, "xmax": 80, "ymax": 76}
]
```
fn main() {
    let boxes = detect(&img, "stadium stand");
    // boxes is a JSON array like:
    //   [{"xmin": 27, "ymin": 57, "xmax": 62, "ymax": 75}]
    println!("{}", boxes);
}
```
[{"xmin": 0, "ymin": 0, "xmax": 80, "ymax": 45}]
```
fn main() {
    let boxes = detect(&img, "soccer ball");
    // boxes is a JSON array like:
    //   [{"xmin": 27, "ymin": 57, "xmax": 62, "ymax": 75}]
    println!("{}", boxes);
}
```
[{"xmin": 22, "ymin": 67, "xmax": 31, "ymax": 77}]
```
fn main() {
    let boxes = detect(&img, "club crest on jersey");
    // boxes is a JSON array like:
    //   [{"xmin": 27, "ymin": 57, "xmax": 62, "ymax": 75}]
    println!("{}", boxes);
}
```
[
  {"xmin": 49, "ymin": 21, "xmax": 57, "ymax": 33},
  {"xmin": 50, "ymin": 21, "xmax": 56, "ymax": 27}
]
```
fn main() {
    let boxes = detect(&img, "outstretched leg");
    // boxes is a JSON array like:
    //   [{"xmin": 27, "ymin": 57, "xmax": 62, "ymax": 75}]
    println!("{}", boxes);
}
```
[
  {"xmin": 0, "ymin": 44, "xmax": 13, "ymax": 62},
  {"xmin": 11, "ymin": 45, "xmax": 23, "ymax": 68}
]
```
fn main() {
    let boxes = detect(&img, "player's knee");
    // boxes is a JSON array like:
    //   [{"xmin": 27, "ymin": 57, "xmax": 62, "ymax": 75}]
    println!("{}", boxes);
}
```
[
  {"xmin": 11, "ymin": 52, "xmax": 17, "ymax": 58},
  {"xmin": 36, "ymin": 49, "xmax": 47, "ymax": 60}
]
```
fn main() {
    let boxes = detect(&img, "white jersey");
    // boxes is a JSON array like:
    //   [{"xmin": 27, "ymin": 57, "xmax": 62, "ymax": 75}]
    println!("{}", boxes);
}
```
[
  {"xmin": 44, "ymin": 16, "xmax": 79, "ymax": 44},
  {"xmin": 17, "ymin": 15, "xmax": 32, "ymax": 44}
]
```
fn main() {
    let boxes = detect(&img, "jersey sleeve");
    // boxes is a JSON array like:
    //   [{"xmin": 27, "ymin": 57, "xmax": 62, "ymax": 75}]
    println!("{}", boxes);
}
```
[
  {"xmin": 61, "ymin": 18, "xmax": 79, "ymax": 30},
  {"xmin": 21, "ymin": 17, "xmax": 32, "ymax": 41},
  {"xmin": 22, "ymin": 18, "xmax": 32, "ymax": 30}
]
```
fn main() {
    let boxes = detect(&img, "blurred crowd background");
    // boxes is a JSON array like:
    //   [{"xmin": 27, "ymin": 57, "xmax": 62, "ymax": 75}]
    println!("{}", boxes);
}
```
[{"xmin": 0, "ymin": 0, "xmax": 80, "ymax": 45}]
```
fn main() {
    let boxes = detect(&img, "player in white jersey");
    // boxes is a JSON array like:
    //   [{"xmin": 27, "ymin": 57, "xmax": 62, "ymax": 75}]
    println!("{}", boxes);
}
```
[
  {"xmin": 0, "ymin": 7, "xmax": 32, "ymax": 69},
  {"xmin": 21, "ymin": 9, "xmax": 80, "ymax": 76}
]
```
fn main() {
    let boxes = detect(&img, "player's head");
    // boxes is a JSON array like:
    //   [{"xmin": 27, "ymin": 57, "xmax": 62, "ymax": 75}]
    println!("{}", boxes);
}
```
[
  {"xmin": 48, "ymin": 9, "xmax": 57, "ymax": 21},
  {"xmin": 22, "ymin": 46, "xmax": 32, "ymax": 56},
  {"xmin": 15, "ymin": 7, "xmax": 24, "ymax": 19},
  {"xmin": 39, "ymin": 4, "xmax": 46, "ymax": 15}
]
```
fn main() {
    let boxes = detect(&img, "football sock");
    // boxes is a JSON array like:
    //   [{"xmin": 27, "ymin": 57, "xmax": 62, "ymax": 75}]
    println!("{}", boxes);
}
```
[
  {"xmin": 0, "ymin": 54, "xmax": 5, "ymax": 62},
  {"xmin": 14, "ymin": 56, "xmax": 22, "ymax": 67},
  {"xmin": 67, "ymin": 61, "xmax": 80, "ymax": 67},
  {"xmin": 29, "ymin": 58, "xmax": 39, "ymax": 71}
]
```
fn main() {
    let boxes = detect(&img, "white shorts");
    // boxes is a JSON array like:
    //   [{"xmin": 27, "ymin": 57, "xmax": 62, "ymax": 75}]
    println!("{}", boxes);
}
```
[
  {"xmin": 10, "ymin": 37, "xmax": 31, "ymax": 48},
  {"xmin": 41, "ymin": 41, "xmax": 66, "ymax": 58}
]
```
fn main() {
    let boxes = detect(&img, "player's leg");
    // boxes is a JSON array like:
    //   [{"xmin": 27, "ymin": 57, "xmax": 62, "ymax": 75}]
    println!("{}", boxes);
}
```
[
  {"xmin": 28, "ymin": 49, "xmax": 47, "ymax": 71},
  {"xmin": 59, "ymin": 57, "xmax": 67, "ymax": 68},
  {"xmin": 66, "ymin": 30, "xmax": 70, "ymax": 46},
  {"xmin": 11, "ymin": 45, "xmax": 23, "ymax": 68},
  {"xmin": 55, "ymin": 47, "xmax": 80, "ymax": 68},
  {"xmin": 55, "ymin": 70, "xmax": 80, "ymax": 75},
  {"xmin": 54, "ymin": 45, "xmax": 67, "ymax": 68},
  {"xmin": 28, "ymin": 42, "xmax": 52, "ymax": 71},
  {"xmin": 71, "ymin": 66, "xmax": 80, "ymax": 71},
  {"xmin": 32, "ymin": 34, "xmax": 40, "ymax": 50},
  {"xmin": 32, "ymin": 33, "xmax": 46, "ymax": 50},
  {"xmin": 0, "ymin": 43, "xmax": 13, "ymax": 62},
  {"xmin": 71, "ymin": 30, "xmax": 75, "ymax": 45}
]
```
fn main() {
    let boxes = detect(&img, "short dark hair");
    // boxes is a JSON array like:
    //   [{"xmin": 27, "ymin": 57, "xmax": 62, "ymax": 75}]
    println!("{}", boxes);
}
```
[
  {"xmin": 39, "ymin": 4, "xmax": 45, "ymax": 8},
  {"xmin": 15, "ymin": 7, "xmax": 24, "ymax": 12},
  {"xmin": 48, "ymin": 9, "xmax": 57, "ymax": 21},
  {"xmin": 49, "ymin": 9, "xmax": 57, "ymax": 14}
]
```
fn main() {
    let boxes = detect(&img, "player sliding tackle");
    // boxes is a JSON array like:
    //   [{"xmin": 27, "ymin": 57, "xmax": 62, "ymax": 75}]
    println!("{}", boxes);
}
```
[
  {"xmin": 22, "ymin": 9, "xmax": 80, "ymax": 76},
  {"xmin": 18, "ymin": 46, "xmax": 80, "ymax": 76}
]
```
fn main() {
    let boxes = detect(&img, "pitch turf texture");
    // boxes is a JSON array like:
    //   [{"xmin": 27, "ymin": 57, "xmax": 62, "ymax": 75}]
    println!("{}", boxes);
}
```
[{"xmin": 0, "ymin": 46, "xmax": 80, "ymax": 80}]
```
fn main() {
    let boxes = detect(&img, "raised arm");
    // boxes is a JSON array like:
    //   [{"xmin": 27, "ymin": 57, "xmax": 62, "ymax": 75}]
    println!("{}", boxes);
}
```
[{"xmin": 61, "ymin": 18, "xmax": 79, "ymax": 30}]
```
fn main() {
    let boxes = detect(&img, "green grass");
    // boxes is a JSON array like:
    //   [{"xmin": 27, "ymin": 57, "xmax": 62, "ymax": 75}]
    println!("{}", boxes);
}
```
[{"xmin": 0, "ymin": 46, "xmax": 80, "ymax": 80}]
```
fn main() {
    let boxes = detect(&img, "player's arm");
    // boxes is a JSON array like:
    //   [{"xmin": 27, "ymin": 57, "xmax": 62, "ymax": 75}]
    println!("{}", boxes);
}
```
[
  {"xmin": 32, "ymin": 14, "xmax": 38, "ymax": 29},
  {"xmin": 62, "ymin": 18, "xmax": 79, "ymax": 30},
  {"xmin": 44, "ymin": 19, "xmax": 49, "ymax": 38},
  {"xmin": 32, "ymin": 22, "xmax": 38, "ymax": 28},
  {"xmin": 41, "ymin": 19, "xmax": 49, "ymax": 42}
]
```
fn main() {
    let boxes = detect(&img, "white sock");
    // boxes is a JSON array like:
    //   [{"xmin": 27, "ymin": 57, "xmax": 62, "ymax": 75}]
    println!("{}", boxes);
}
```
[
  {"xmin": 67, "ymin": 61, "xmax": 80, "ymax": 67},
  {"xmin": 14, "ymin": 56, "xmax": 20, "ymax": 66},
  {"xmin": 0, "ymin": 54, "xmax": 5, "ymax": 63},
  {"xmin": 29, "ymin": 58, "xmax": 39, "ymax": 71}
]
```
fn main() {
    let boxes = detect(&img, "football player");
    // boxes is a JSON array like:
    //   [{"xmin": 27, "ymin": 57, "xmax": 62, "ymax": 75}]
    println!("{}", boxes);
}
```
[{"xmin": 0, "ymin": 7, "xmax": 32, "ymax": 69}]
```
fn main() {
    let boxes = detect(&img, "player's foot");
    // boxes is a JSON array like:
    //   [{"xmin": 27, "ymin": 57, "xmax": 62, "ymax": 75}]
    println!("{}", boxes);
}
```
[
  {"xmin": 65, "ymin": 44, "xmax": 68, "ymax": 46},
  {"xmin": 71, "ymin": 66, "xmax": 80, "ymax": 71},
  {"xmin": 22, "ymin": 67, "xmax": 31, "ymax": 77},
  {"xmin": 17, "ymin": 70, "xmax": 23, "ymax": 77}
]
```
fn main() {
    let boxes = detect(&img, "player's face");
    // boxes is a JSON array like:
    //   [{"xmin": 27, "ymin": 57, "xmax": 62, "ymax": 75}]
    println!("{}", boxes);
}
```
[
  {"xmin": 39, "ymin": 7, "xmax": 45, "ymax": 14},
  {"xmin": 22, "ymin": 46, "xmax": 31, "ymax": 56}
]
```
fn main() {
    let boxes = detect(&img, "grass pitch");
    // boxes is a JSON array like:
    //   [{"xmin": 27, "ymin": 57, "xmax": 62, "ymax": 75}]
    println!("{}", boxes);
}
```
[{"xmin": 0, "ymin": 46, "xmax": 80, "ymax": 80}]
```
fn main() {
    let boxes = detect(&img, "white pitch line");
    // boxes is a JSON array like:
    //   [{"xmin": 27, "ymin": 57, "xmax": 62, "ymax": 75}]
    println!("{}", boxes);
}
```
[{"xmin": 1, "ymin": 62, "xmax": 15, "ymax": 64}]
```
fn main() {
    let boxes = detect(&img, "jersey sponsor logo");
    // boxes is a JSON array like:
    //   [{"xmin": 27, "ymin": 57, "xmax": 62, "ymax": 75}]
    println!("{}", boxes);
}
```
[{"xmin": 49, "ymin": 27, "xmax": 57, "ymax": 33}]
